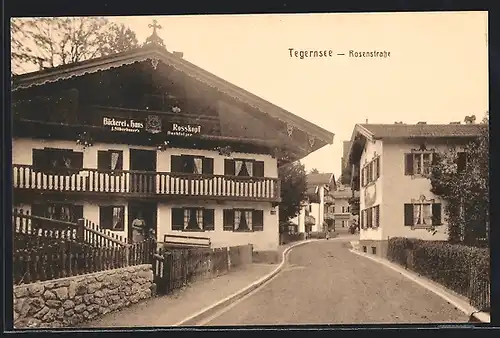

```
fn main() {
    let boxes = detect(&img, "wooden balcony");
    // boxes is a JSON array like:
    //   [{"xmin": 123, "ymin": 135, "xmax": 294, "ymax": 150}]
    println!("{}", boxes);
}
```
[{"xmin": 13, "ymin": 164, "xmax": 281, "ymax": 203}]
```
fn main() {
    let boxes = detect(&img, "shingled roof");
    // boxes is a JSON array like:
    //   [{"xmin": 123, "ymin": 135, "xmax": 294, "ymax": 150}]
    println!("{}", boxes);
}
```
[
  {"xmin": 306, "ymin": 173, "xmax": 334, "ymax": 187},
  {"xmin": 358, "ymin": 123, "xmax": 486, "ymax": 139}
]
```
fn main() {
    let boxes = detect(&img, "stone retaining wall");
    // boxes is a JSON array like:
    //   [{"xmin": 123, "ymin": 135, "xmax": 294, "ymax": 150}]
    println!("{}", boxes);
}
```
[{"xmin": 13, "ymin": 264, "xmax": 153, "ymax": 329}]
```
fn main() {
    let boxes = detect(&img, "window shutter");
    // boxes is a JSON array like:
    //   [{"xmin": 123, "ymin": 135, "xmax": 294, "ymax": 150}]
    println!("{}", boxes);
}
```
[
  {"xmin": 224, "ymin": 159, "xmax": 235, "ymax": 176},
  {"xmin": 202, "ymin": 157, "xmax": 214, "ymax": 175},
  {"xmin": 432, "ymin": 152, "xmax": 440, "ymax": 166},
  {"xmin": 171, "ymin": 208, "xmax": 184, "ymax": 230},
  {"xmin": 361, "ymin": 167, "xmax": 365, "ymax": 187},
  {"xmin": 223, "ymin": 209, "xmax": 234, "ymax": 231},
  {"xmin": 360, "ymin": 210, "xmax": 364, "ymax": 228},
  {"xmin": 98, "ymin": 151, "xmax": 110, "ymax": 170},
  {"xmin": 170, "ymin": 155, "xmax": 183, "ymax": 173},
  {"xmin": 32, "ymin": 149, "xmax": 48, "ymax": 172},
  {"xmin": 367, "ymin": 207, "xmax": 372, "ymax": 227},
  {"xmin": 375, "ymin": 158, "xmax": 380, "ymax": 178},
  {"xmin": 203, "ymin": 209, "xmax": 215, "ymax": 230},
  {"xmin": 432, "ymin": 203, "xmax": 442, "ymax": 225},
  {"xmin": 456, "ymin": 152, "xmax": 467, "ymax": 173},
  {"xmin": 368, "ymin": 164, "xmax": 372, "ymax": 183},
  {"xmin": 404, "ymin": 204, "xmax": 414, "ymax": 226},
  {"xmin": 99, "ymin": 206, "xmax": 112, "ymax": 229},
  {"xmin": 374, "ymin": 205, "xmax": 380, "ymax": 228},
  {"xmin": 73, "ymin": 151, "xmax": 84, "ymax": 170},
  {"xmin": 253, "ymin": 210, "xmax": 264, "ymax": 231},
  {"xmin": 72, "ymin": 205, "xmax": 84, "ymax": 222},
  {"xmin": 253, "ymin": 161, "xmax": 265, "ymax": 177},
  {"xmin": 404, "ymin": 154, "xmax": 414, "ymax": 175}
]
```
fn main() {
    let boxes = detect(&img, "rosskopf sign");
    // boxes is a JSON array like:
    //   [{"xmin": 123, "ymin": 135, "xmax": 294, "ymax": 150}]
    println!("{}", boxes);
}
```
[{"xmin": 166, "ymin": 123, "xmax": 202, "ymax": 137}]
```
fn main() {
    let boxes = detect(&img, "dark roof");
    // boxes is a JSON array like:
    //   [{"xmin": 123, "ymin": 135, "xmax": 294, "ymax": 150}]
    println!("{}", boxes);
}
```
[
  {"xmin": 307, "ymin": 173, "xmax": 334, "ymax": 186},
  {"xmin": 358, "ymin": 123, "xmax": 487, "ymax": 139},
  {"xmin": 12, "ymin": 44, "xmax": 335, "ymax": 146}
]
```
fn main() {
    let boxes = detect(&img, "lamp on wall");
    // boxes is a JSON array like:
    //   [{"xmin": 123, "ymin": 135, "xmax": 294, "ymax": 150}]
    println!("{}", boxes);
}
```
[
  {"xmin": 76, "ymin": 131, "xmax": 93, "ymax": 149},
  {"xmin": 270, "ymin": 206, "xmax": 277, "ymax": 215},
  {"xmin": 157, "ymin": 140, "xmax": 170, "ymax": 152},
  {"xmin": 217, "ymin": 145, "xmax": 232, "ymax": 157}
]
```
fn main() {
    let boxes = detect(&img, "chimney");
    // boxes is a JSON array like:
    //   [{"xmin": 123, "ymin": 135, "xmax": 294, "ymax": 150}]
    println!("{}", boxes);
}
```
[
  {"xmin": 173, "ymin": 51, "xmax": 184, "ymax": 58},
  {"xmin": 365, "ymin": 119, "xmax": 368, "ymax": 124},
  {"xmin": 417, "ymin": 121, "xmax": 427, "ymax": 125}
]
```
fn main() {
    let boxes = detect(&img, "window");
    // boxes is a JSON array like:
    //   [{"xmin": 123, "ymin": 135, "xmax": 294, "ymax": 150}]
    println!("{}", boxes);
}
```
[
  {"xmin": 404, "ymin": 203, "xmax": 442, "ymax": 226},
  {"xmin": 171, "ymin": 208, "xmax": 215, "ymax": 231},
  {"xmin": 224, "ymin": 159, "xmax": 264, "ymax": 177},
  {"xmin": 347, "ymin": 206, "xmax": 350, "ymax": 213},
  {"xmin": 223, "ymin": 209, "xmax": 264, "ymax": 232},
  {"xmin": 99, "ymin": 206, "xmax": 125, "ymax": 231},
  {"xmin": 32, "ymin": 203, "xmax": 83, "ymax": 223},
  {"xmin": 32, "ymin": 148, "xmax": 83, "ymax": 174},
  {"xmin": 360, "ymin": 205, "xmax": 380, "ymax": 229},
  {"xmin": 404, "ymin": 152, "xmax": 436, "ymax": 176},
  {"xmin": 361, "ymin": 157, "xmax": 380, "ymax": 187},
  {"xmin": 171, "ymin": 155, "xmax": 214, "ymax": 175},
  {"xmin": 98, "ymin": 150, "xmax": 123, "ymax": 171},
  {"xmin": 456, "ymin": 152, "xmax": 467, "ymax": 173}
]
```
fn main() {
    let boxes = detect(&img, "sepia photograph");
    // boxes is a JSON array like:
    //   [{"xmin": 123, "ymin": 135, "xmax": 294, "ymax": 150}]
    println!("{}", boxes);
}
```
[{"xmin": 10, "ymin": 11, "xmax": 490, "ymax": 329}]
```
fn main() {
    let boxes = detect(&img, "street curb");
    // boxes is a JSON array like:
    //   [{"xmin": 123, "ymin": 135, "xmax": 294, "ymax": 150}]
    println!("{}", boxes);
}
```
[
  {"xmin": 349, "ymin": 248, "xmax": 491, "ymax": 323},
  {"xmin": 173, "ymin": 239, "xmax": 319, "ymax": 326}
]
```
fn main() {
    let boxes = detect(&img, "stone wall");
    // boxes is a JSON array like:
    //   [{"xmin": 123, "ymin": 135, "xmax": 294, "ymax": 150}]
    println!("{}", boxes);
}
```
[{"xmin": 13, "ymin": 264, "xmax": 153, "ymax": 329}]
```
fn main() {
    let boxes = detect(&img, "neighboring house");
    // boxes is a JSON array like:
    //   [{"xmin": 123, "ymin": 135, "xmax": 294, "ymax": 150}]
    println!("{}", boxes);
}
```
[
  {"xmin": 11, "ymin": 28, "xmax": 334, "ymax": 252},
  {"xmin": 330, "ymin": 184, "xmax": 358, "ymax": 233},
  {"xmin": 345, "ymin": 122, "xmax": 486, "ymax": 256},
  {"xmin": 291, "ymin": 173, "xmax": 336, "ymax": 233}
]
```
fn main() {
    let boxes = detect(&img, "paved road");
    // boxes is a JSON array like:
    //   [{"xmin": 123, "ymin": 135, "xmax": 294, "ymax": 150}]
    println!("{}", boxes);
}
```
[{"xmin": 202, "ymin": 240, "xmax": 469, "ymax": 326}]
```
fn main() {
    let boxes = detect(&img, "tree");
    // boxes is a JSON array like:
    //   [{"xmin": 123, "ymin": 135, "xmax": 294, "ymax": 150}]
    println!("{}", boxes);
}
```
[
  {"xmin": 11, "ymin": 17, "xmax": 139, "ymax": 75},
  {"xmin": 309, "ymin": 168, "xmax": 319, "ymax": 174},
  {"xmin": 278, "ymin": 161, "xmax": 308, "ymax": 223},
  {"xmin": 429, "ymin": 113, "xmax": 489, "ymax": 245}
]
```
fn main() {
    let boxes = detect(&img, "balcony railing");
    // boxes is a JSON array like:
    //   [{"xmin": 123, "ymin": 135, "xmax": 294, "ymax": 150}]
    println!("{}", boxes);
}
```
[{"xmin": 13, "ymin": 164, "xmax": 280, "ymax": 202}]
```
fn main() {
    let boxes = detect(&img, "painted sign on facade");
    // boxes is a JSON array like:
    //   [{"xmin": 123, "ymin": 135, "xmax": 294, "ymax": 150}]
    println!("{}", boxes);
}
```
[
  {"xmin": 102, "ymin": 117, "xmax": 145, "ymax": 133},
  {"xmin": 166, "ymin": 123, "xmax": 202, "ymax": 137}
]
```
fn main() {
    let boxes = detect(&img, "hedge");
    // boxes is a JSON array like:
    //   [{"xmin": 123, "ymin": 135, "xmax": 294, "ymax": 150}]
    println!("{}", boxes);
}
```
[
  {"xmin": 387, "ymin": 237, "xmax": 490, "ymax": 310},
  {"xmin": 308, "ymin": 231, "xmax": 338, "ymax": 239}
]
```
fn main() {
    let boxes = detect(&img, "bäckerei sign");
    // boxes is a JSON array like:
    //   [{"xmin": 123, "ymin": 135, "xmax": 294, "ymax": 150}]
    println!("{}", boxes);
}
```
[
  {"xmin": 103, "ymin": 117, "xmax": 144, "ymax": 133},
  {"xmin": 166, "ymin": 123, "xmax": 202, "ymax": 137}
]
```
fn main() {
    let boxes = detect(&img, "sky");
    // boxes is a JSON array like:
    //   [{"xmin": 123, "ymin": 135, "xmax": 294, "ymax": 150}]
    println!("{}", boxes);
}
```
[{"xmin": 16, "ymin": 12, "xmax": 489, "ymax": 178}]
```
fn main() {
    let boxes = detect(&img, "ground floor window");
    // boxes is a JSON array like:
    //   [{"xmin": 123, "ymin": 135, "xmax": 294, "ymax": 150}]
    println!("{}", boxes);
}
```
[
  {"xmin": 171, "ymin": 207, "xmax": 215, "ymax": 231},
  {"xmin": 223, "ymin": 209, "xmax": 264, "ymax": 232},
  {"xmin": 404, "ymin": 203, "xmax": 442, "ymax": 226},
  {"xmin": 360, "ymin": 205, "xmax": 380, "ymax": 229},
  {"xmin": 31, "ymin": 203, "xmax": 83, "ymax": 223},
  {"xmin": 99, "ymin": 205, "xmax": 125, "ymax": 231}
]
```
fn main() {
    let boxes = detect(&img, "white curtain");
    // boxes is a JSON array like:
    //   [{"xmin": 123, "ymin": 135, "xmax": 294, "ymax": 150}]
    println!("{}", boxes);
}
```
[
  {"xmin": 64, "ymin": 157, "xmax": 72, "ymax": 168},
  {"xmin": 245, "ymin": 210, "xmax": 253, "ymax": 230},
  {"xmin": 196, "ymin": 209, "xmax": 203, "ymax": 228},
  {"xmin": 235, "ymin": 160, "xmax": 243, "ymax": 176},
  {"xmin": 194, "ymin": 158, "xmax": 203, "ymax": 174},
  {"xmin": 422, "ymin": 204, "xmax": 432, "ymax": 225},
  {"xmin": 234, "ymin": 210, "xmax": 242, "ymax": 230},
  {"xmin": 414, "ymin": 204, "xmax": 422, "ymax": 225},
  {"xmin": 111, "ymin": 152, "xmax": 119, "ymax": 170},
  {"xmin": 183, "ymin": 209, "xmax": 191, "ymax": 229},
  {"xmin": 112, "ymin": 207, "xmax": 121, "ymax": 229},
  {"xmin": 246, "ymin": 161, "xmax": 253, "ymax": 177}
]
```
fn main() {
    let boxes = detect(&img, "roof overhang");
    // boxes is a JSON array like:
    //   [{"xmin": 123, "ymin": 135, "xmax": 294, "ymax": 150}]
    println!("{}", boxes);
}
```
[{"xmin": 13, "ymin": 45, "xmax": 334, "ymax": 163}]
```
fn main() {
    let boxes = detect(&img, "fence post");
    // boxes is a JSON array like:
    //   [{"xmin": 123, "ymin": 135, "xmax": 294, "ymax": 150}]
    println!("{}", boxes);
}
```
[{"xmin": 77, "ymin": 218, "xmax": 85, "ymax": 241}]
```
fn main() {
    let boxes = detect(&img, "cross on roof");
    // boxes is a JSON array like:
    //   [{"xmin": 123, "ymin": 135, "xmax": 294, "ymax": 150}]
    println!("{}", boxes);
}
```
[{"xmin": 145, "ymin": 19, "xmax": 165, "ymax": 47}]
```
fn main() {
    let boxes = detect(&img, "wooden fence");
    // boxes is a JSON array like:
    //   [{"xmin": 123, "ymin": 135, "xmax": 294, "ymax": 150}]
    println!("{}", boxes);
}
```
[
  {"xmin": 153, "ymin": 245, "xmax": 251, "ymax": 295},
  {"xmin": 13, "ymin": 210, "xmax": 154, "ymax": 285}
]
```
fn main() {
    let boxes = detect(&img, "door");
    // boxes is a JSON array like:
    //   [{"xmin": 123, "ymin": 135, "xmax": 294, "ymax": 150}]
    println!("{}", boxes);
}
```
[
  {"xmin": 128, "ymin": 202, "xmax": 158, "ymax": 242},
  {"xmin": 129, "ymin": 149, "xmax": 157, "ymax": 194}
]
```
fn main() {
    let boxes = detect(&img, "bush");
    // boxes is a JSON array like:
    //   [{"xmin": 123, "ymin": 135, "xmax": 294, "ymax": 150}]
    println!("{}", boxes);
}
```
[
  {"xmin": 387, "ymin": 237, "xmax": 490, "ymax": 309},
  {"xmin": 280, "ymin": 232, "xmax": 305, "ymax": 244}
]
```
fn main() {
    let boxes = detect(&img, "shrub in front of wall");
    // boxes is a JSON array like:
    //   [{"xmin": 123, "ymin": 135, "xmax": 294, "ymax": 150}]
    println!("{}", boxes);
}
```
[
  {"xmin": 387, "ymin": 237, "xmax": 490, "ymax": 302},
  {"xmin": 309, "ymin": 232, "xmax": 326, "ymax": 239}
]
